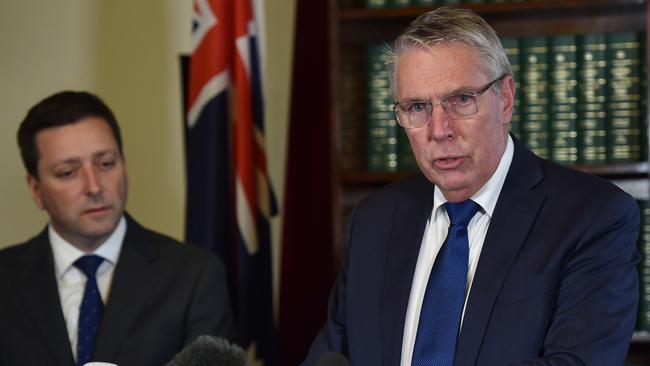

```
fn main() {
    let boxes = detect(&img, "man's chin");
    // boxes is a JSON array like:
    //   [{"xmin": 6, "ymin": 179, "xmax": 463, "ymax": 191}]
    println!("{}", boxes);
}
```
[
  {"xmin": 428, "ymin": 176, "xmax": 477, "ymax": 201},
  {"xmin": 79, "ymin": 220, "xmax": 121, "ymax": 243},
  {"xmin": 75, "ymin": 230, "xmax": 114, "ymax": 250},
  {"xmin": 425, "ymin": 169, "xmax": 468, "ymax": 189}
]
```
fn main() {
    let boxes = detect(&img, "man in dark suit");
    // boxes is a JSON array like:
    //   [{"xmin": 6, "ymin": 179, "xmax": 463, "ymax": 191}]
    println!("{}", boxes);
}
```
[
  {"xmin": 0, "ymin": 91, "xmax": 235, "ymax": 366},
  {"xmin": 304, "ymin": 7, "xmax": 639, "ymax": 366}
]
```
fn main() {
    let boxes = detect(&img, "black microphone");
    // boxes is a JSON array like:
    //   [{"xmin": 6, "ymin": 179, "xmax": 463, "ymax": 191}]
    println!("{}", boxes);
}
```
[
  {"xmin": 313, "ymin": 352, "xmax": 350, "ymax": 366},
  {"xmin": 165, "ymin": 335, "xmax": 247, "ymax": 366}
]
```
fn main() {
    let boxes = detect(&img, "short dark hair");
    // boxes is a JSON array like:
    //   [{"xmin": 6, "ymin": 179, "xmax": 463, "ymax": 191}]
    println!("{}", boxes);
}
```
[{"xmin": 17, "ymin": 91, "xmax": 123, "ymax": 178}]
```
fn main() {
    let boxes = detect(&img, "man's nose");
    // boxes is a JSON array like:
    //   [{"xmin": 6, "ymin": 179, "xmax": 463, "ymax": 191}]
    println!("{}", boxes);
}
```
[
  {"xmin": 427, "ymin": 105, "xmax": 453, "ymax": 140},
  {"xmin": 82, "ymin": 167, "xmax": 102, "ymax": 195}
]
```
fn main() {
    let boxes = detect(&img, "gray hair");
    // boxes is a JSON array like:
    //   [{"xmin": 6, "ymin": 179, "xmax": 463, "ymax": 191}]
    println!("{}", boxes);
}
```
[{"xmin": 386, "ymin": 7, "xmax": 512, "ymax": 96}]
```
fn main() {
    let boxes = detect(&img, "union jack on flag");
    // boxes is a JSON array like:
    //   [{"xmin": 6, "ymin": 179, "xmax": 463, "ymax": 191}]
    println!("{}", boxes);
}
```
[{"xmin": 185, "ymin": 0, "xmax": 277, "ymax": 364}]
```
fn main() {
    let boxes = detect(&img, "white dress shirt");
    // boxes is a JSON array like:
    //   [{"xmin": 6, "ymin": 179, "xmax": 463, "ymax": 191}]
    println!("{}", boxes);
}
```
[
  {"xmin": 49, "ymin": 216, "xmax": 126, "ymax": 361},
  {"xmin": 400, "ymin": 136, "xmax": 514, "ymax": 365}
]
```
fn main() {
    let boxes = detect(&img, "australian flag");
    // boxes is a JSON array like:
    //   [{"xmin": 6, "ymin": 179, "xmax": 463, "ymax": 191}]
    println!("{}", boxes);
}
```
[{"xmin": 185, "ymin": 0, "xmax": 277, "ymax": 364}]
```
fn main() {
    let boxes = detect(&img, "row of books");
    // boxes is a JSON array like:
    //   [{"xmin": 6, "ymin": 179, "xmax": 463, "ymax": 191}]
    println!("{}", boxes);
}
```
[
  {"xmin": 364, "ymin": 0, "xmax": 534, "ymax": 8},
  {"xmin": 364, "ymin": 44, "xmax": 418, "ymax": 172},
  {"xmin": 504, "ymin": 32, "xmax": 647, "ymax": 165},
  {"xmin": 339, "ymin": 30, "xmax": 647, "ymax": 173}
]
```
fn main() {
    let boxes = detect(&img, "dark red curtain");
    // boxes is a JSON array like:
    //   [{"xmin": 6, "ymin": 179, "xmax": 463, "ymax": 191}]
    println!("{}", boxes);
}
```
[{"xmin": 278, "ymin": 0, "xmax": 334, "ymax": 364}]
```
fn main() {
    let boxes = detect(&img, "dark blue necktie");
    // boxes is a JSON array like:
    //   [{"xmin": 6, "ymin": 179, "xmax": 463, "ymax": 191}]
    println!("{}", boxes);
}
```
[
  {"xmin": 74, "ymin": 255, "xmax": 104, "ymax": 366},
  {"xmin": 412, "ymin": 200, "xmax": 480, "ymax": 366}
]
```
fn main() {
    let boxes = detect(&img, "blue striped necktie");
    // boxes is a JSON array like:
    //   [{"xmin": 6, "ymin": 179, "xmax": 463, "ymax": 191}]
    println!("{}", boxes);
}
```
[
  {"xmin": 412, "ymin": 200, "xmax": 480, "ymax": 366},
  {"xmin": 74, "ymin": 255, "xmax": 105, "ymax": 366}
]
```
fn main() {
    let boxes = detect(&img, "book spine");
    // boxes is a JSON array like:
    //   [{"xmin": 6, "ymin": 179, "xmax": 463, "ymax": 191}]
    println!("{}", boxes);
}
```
[
  {"xmin": 339, "ymin": 46, "xmax": 365, "ymax": 172},
  {"xmin": 365, "ymin": 0, "xmax": 389, "ymax": 9},
  {"xmin": 389, "ymin": 0, "xmax": 411, "ymax": 7},
  {"xmin": 411, "ymin": 0, "xmax": 437, "ymax": 5},
  {"xmin": 577, "ymin": 33, "xmax": 608, "ymax": 165},
  {"xmin": 521, "ymin": 36, "xmax": 551, "ymax": 159},
  {"xmin": 549, "ymin": 34, "xmax": 579, "ymax": 165},
  {"xmin": 606, "ymin": 32, "xmax": 643, "ymax": 163},
  {"xmin": 501, "ymin": 37, "xmax": 523, "ymax": 140},
  {"xmin": 365, "ymin": 44, "xmax": 399, "ymax": 172},
  {"xmin": 641, "ymin": 36, "xmax": 648, "ymax": 162}
]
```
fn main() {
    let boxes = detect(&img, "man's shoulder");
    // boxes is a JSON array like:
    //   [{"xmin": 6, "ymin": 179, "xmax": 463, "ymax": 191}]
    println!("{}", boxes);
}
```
[
  {"xmin": 122, "ymin": 218, "xmax": 229, "ymax": 306},
  {"xmin": 0, "ymin": 243, "xmax": 28, "ymax": 267},
  {"xmin": 123, "ymin": 216, "xmax": 218, "ymax": 264},
  {"xmin": 359, "ymin": 173, "xmax": 432, "ymax": 208},
  {"xmin": 0, "ymin": 229, "xmax": 47, "ymax": 267},
  {"xmin": 539, "ymin": 158, "xmax": 630, "ymax": 198},
  {"xmin": 508, "ymin": 152, "xmax": 639, "ymax": 228},
  {"xmin": 512, "ymin": 139, "xmax": 630, "ymax": 200}
]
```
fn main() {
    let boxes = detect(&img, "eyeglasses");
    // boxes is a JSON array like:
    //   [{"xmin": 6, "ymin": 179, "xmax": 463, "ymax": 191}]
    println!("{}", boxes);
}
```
[{"xmin": 392, "ymin": 75, "xmax": 506, "ymax": 129}]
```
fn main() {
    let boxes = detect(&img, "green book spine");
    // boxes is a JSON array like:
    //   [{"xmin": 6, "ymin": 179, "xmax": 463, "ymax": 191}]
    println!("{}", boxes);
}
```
[
  {"xmin": 606, "ymin": 32, "xmax": 642, "ymax": 163},
  {"xmin": 339, "ymin": 46, "xmax": 365, "ymax": 172},
  {"xmin": 521, "ymin": 36, "xmax": 551, "ymax": 159},
  {"xmin": 549, "ymin": 35, "xmax": 578, "ymax": 165},
  {"xmin": 577, "ymin": 33, "xmax": 608, "ymax": 165},
  {"xmin": 365, "ymin": 44, "xmax": 398, "ymax": 172},
  {"xmin": 365, "ymin": 0, "xmax": 389, "ymax": 8},
  {"xmin": 389, "ymin": 0, "xmax": 411, "ymax": 7},
  {"xmin": 640, "ymin": 35, "xmax": 647, "ymax": 162},
  {"xmin": 501, "ymin": 36, "xmax": 522, "ymax": 140},
  {"xmin": 411, "ymin": 0, "xmax": 436, "ymax": 5}
]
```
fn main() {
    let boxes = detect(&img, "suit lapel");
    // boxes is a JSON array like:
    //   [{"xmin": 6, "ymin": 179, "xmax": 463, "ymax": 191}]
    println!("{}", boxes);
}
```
[
  {"xmin": 15, "ymin": 229, "xmax": 75, "ymax": 366},
  {"xmin": 94, "ymin": 216, "xmax": 159, "ymax": 360},
  {"xmin": 381, "ymin": 176, "xmax": 433, "ymax": 365},
  {"xmin": 455, "ymin": 140, "xmax": 546, "ymax": 365}
]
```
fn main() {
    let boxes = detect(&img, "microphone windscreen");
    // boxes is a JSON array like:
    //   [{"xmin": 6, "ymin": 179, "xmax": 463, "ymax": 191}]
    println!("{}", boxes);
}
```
[
  {"xmin": 313, "ymin": 352, "xmax": 350, "ymax": 366},
  {"xmin": 165, "ymin": 335, "xmax": 247, "ymax": 366}
]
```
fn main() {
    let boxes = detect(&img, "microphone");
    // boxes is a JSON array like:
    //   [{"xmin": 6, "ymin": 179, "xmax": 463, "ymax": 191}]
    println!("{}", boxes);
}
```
[
  {"xmin": 314, "ymin": 352, "xmax": 350, "ymax": 366},
  {"xmin": 165, "ymin": 335, "xmax": 247, "ymax": 366}
]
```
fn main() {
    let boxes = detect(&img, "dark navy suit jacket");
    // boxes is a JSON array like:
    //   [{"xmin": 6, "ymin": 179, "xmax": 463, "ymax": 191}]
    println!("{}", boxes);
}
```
[
  {"xmin": 0, "ymin": 214, "xmax": 235, "ymax": 366},
  {"xmin": 304, "ymin": 138, "xmax": 640, "ymax": 365}
]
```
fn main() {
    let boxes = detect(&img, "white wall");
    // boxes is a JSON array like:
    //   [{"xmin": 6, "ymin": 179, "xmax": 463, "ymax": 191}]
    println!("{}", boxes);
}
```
[
  {"xmin": 0, "ymin": 0, "xmax": 97, "ymax": 245},
  {"xmin": 0, "ymin": 0, "xmax": 294, "ymax": 273}
]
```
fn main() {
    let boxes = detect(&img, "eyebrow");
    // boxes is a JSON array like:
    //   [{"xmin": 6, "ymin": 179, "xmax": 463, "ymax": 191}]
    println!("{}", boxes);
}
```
[
  {"xmin": 443, "ymin": 84, "xmax": 485, "ymax": 97},
  {"xmin": 398, "ymin": 98, "xmax": 432, "ymax": 104},
  {"xmin": 52, "ymin": 158, "xmax": 81, "ymax": 167},
  {"xmin": 398, "ymin": 82, "xmax": 488, "ymax": 104},
  {"xmin": 92, "ymin": 149, "xmax": 119, "ymax": 159},
  {"xmin": 49, "ymin": 149, "xmax": 119, "ymax": 166}
]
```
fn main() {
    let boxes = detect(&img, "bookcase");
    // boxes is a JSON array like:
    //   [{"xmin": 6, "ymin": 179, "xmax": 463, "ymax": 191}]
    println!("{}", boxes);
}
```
[{"xmin": 328, "ymin": 0, "xmax": 650, "ymax": 363}]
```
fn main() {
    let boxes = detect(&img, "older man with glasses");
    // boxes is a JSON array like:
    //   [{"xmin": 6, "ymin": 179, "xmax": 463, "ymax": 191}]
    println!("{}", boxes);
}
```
[{"xmin": 302, "ymin": 6, "xmax": 639, "ymax": 366}]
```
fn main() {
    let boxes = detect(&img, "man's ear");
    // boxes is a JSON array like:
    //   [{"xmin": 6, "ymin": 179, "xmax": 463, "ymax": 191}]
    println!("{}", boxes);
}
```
[
  {"xmin": 26, "ymin": 174, "xmax": 44, "ymax": 210},
  {"xmin": 500, "ymin": 74, "xmax": 515, "ymax": 124}
]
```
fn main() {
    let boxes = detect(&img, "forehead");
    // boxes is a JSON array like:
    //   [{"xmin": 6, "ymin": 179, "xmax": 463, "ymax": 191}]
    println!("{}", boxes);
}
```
[
  {"xmin": 394, "ymin": 43, "xmax": 488, "ymax": 99},
  {"xmin": 35, "ymin": 117, "xmax": 119, "ymax": 164}
]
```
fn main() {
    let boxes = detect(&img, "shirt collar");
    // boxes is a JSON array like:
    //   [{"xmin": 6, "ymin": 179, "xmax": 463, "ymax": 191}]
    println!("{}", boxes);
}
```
[
  {"xmin": 50, "ymin": 216, "xmax": 127, "ymax": 279},
  {"xmin": 433, "ymin": 135, "xmax": 514, "ymax": 218}
]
